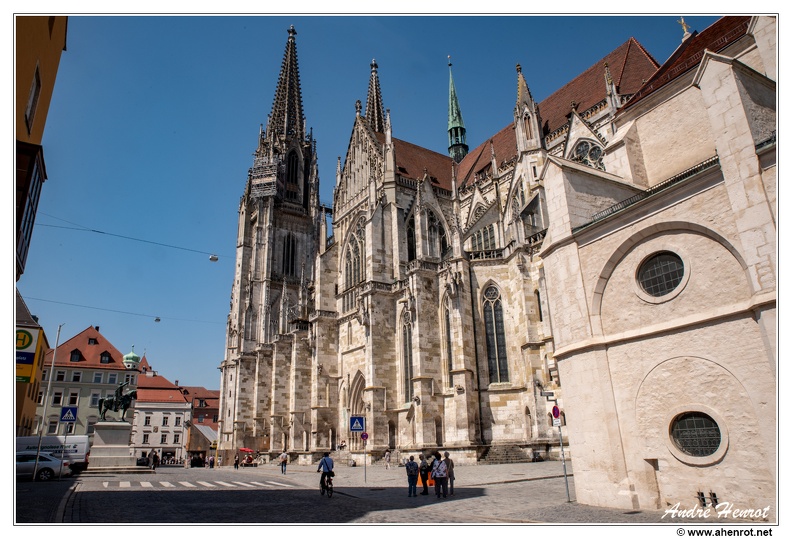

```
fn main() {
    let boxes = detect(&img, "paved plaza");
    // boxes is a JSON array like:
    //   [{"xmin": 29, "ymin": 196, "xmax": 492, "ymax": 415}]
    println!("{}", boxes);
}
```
[{"xmin": 15, "ymin": 460, "xmax": 773, "ymax": 527}]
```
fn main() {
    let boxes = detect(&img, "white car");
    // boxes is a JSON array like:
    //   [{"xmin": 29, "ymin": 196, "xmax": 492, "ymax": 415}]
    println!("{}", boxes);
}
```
[{"xmin": 16, "ymin": 451, "xmax": 73, "ymax": 481}]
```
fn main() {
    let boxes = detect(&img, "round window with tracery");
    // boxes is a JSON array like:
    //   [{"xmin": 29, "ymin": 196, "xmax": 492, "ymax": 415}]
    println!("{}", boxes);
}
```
[
  {"xmin": 638, "ymin": 251, "xmax": 685, "ymax": 297},
  {"xmin": 670, "ymin": 412, "xmax": 722, "ymax": 457},
  {"xmin": 572, "ymin": 140, "xmax": 605, "ymax": 170}
]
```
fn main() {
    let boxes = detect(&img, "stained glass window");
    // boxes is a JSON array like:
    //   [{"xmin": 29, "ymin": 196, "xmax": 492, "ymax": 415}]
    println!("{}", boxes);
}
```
[{"xmin": 483, "ymin": 286, "xmax": 509, "ymax": 383}]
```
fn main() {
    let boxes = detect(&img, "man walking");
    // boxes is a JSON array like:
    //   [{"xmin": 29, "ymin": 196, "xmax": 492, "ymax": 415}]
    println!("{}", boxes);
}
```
[
  {"xmin": 431, "ymin": 451, "xmax": 448, "ymax": 498},
  {"xmin": 418, "ymin": 454, "xmax": 430, "ymax": 495},
  {"xmin": 405, "ymin": 455, "xmax": 419, "ymax": 497},
  {"xmin": 279, "ymin": 450, "xmax": 289, "ymax": 474},
  {"xmin": 444, "ymin": 451, "xmax": 455, "ymax": 495}
]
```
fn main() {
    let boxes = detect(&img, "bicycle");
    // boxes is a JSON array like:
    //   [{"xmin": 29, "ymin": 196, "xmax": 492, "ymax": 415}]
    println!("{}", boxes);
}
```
[{"xmin": 320, "ymin": 473, "xmax": 334, "ymax": 497}]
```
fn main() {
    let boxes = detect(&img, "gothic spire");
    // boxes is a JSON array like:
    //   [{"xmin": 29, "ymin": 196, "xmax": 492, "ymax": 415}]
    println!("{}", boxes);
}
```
[
  {"xmin": 515, "ymin": 63, "xmax": 534, "ymax": 108},
  {"xmin": 447, "ymin": 56, "xmax": 468, "ymax": 163},
  {"xmin": 365, "ymin": 59, "xmax": 386, "ymax": 133},
  {"xmin": 268, "ymin": 25, "xmax": 305, "ymax": 141}
]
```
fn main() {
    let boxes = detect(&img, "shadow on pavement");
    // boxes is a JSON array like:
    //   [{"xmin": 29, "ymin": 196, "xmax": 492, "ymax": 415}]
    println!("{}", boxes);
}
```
[{"xmin": 30, "ymin": 483, "xmax": 489, "ymax": 524}]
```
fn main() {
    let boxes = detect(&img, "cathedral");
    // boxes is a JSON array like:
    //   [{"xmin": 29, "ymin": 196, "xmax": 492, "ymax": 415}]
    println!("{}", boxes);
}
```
[{"xmin": 219, "ymin": 16, "xmax": 776, "ymax": 516}]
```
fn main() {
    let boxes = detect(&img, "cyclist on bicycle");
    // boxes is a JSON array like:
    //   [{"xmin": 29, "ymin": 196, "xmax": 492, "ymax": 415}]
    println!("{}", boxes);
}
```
[{"xmin": 317, "ymin": 452, "xmax": 334, "ymax": 494}]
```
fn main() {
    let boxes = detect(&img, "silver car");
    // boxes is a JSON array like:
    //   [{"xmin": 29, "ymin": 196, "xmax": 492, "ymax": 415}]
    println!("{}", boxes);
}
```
[{"xmin": 16, "ymin": 451, "xmax": 73, "ymax": 481}]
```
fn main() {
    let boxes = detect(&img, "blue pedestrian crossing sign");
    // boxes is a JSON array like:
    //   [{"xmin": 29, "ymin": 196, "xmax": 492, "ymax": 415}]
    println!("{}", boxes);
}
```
[
  {"xmin": 60, "ymin": 407, "xmax": 78, "ymax": 422},
  {"xmin": 350, "ymin": 416, "xmax": 365, "ymax": 432}
]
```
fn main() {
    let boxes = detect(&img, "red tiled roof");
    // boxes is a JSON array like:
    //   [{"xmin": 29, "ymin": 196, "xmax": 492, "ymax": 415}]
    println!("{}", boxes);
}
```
[
  {"xmin": 375, "ymin": 132, "xmax": 455, "ymax": 191},
  {"xmin": 45, "ymin": 325, "xmax": 127, "ymax": 370},
  {"xmin": 139, "ymin": 355, "xmax": 151, "ymax": 372},
  {"xmin": 456, "ymin": 124, "xmax": 516, "ymax": 189},
  {"xmin": 137, "ymin": 373, "xmax": 177, "ymax": 389},
  {"xmin": 182, "ymin": 386, "xmax": 220, "ymax": 398},
  {"xmin": 622, "ymin": 16, "xmax": 751, "ymax": 110},
  {"xmin": 136, "ymin": 387, "xmax": 188, "ymax": 404},
  {"xmin": 455, "ymin": 37, "xmax": 660, "ymax": 189},
  {"xmin": 537, "ymin": 37, "xmax": 660, "ymax": 137},
  {"xmin": 135, "ymin": 372, "xmax": 189, "ymax": 403}
]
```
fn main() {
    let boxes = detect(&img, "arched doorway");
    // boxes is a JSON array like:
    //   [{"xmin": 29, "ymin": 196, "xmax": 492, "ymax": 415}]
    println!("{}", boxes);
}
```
[{"xmin": 349, "ymin": 371, "xmax": 366, "ymax": 450}]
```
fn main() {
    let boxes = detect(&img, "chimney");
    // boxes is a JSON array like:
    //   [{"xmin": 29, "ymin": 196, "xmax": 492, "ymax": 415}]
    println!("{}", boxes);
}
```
[
  {"xmin": 175, "ymin": 380, "xmax": 179, "ymax": 387},
  {"xmin": 94, "ymin": 326, "xmax": 100, "ymax": 331}
]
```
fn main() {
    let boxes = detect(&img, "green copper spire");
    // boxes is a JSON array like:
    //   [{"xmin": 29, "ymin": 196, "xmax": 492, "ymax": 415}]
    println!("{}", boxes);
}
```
[{"xmin": 447, "ymin": 56, "xmax": 468, "ymax": 163}]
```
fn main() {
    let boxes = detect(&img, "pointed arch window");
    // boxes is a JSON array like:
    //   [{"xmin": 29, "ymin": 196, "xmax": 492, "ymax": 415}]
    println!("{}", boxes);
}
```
[
  {"xmin": 402, "ymin": 314, "xmax": 414, "ymax": 402},
  {"xmin": 285, "ymin": 150, "xmax": 300, "ymax": 201},
  {"xmin": 407, "ymin": 215, "xmax": 416, "ymax": 261},
  {"xmin": 244, "ymin": 307, "xmax": 257, "ymax": 341},
  {"xmin": 344, "ymin": 219, "xmax": 365, "ymax": 290},
  {"xmin": 282, "ymin": 233, "xmax": 297, "ymax": 276},
  {"xmin": 571, "ymin": 140, "xmax": 605, "ymax": 171},
  {"xmin": 426, "ymin": 210, "xmax": 449, "ymax": 259},
  {"xmin": 470, "ymin": 224, "xmax": 496, "ymax": 252},
  {"xmin": 483, "ymin": 285, "xmax": 509, "ymax": 383},
  {"xmin": 443, "ymin": 295, "xmax": 453, "ymax": 387},
  {"xmin": 523, "ymin": 114, "xmax": 533, "ymax": 140}
]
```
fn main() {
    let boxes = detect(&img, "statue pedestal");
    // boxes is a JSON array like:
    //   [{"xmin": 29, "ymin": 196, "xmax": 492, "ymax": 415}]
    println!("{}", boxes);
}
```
[{"xmin": 83, "ymin": 421, "xmax": 153, "ymax": 474}]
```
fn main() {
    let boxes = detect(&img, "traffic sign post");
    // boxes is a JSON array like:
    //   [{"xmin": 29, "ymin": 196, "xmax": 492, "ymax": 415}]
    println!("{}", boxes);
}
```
[
  {"xmin": 541, "ymin": 391, "xmax": 571, "ymax": 502},
  {"xmin": 58, "ymin": 406, "xmax": 78, "ymax": 480},
  {"xmin": 361, "ymin": 432, "xmax": 369, "ymax": 483}
]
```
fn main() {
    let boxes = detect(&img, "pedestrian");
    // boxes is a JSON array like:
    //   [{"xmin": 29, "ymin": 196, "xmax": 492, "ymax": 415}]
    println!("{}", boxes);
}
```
[
  {"xmin": 444, "ymin": 451, "xmax": 455, "ymax": 495},
  {"xmin": 431, "ymin": 451, "xmax": 448, "ymax": 498},
  {"xmin": 234, "ymin": 454, "xmax": 239, "ymax": 470},
  {"xmin": 209, "ymin": 455, "xmax": 215, "ymax": 468},
  {"xmin": 418, "ymin": 454, "xmax": 430, "ymax": 495},
  {"xmin": 405, "ymin": 455, "xmax": 419, "ymax": 497},
  {"xmin": 151, "ymin": 450, "xmax": 160, "ymax": 470},
  {"xmin": 384, "ymin": 449, "xmax": 391, "ymax": 469},
  {"xmin": 279, "ymin": 449, "xmax": 289, "ymax": 474}
]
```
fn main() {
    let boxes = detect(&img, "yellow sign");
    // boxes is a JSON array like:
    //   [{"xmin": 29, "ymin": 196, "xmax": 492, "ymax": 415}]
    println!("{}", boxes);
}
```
[{"xmin": 16, "ymin": 327, "xmax": 41, "ymax": 383}]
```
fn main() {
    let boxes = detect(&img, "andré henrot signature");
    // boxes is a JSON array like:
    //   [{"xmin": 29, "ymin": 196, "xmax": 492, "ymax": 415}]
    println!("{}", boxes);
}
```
[{"xmin": 662, "ymin": 502, "xmax": 771, "ymax": 520}]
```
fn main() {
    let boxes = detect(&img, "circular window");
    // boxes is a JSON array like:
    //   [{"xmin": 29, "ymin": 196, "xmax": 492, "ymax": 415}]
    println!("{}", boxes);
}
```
[
  {"xmin": 638, "ymin": 251, "xmax": 685, "ymax": 297},
  {"xmin": 670, "ymin": 412, "xmax": 721, "ymax": 457}
]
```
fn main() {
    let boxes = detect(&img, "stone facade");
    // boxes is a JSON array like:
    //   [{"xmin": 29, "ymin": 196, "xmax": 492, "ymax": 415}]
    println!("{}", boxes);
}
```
[
  {"xmin": 218, "ymin": 17, "xmax": 776, "ymax": 517},
  {"xmin": 540, "ymin": 16, "xmax": 776, "ymax": 517}
]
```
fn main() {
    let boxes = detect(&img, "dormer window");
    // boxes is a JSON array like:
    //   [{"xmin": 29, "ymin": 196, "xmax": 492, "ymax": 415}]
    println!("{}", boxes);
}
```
[
  {"xmin": 88, "ymin": 338, "xmax": 98, "ymax": 345},
  {"xmin": 100, "ymin": 352, "xmax": 112, "ymax": 364},
  {"xmin": 70, "ymin": 350, "xmax": 82, "ymax": 362},
  {"xmin": 571, "ymin": 140, "xmax": 605, "ymax": 170}
]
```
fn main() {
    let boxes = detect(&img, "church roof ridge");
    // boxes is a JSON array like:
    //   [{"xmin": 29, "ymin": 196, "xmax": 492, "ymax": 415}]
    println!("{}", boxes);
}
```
[{"xmin": 622, "ymin": 16, "xmax": 751, "ymax": 111}]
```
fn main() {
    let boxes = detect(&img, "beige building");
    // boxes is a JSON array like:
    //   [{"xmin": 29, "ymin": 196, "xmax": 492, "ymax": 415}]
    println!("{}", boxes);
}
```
[
  {"xmin": 540, "ymin": 16, "xmax": 776, "ymax": 516},
  {"xmin": 219, "ymin": 17, "xmax": 776, "ymax": 517}
]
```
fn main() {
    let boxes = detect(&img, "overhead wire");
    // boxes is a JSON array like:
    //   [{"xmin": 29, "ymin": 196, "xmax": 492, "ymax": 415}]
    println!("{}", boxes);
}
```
[
  {"xmin": 24, "ymin": 296, "xmax": 223, "ymax": 325},
  {"xmin": 37, "ymin": 212, "xmax": 232, "ymax": 259}
]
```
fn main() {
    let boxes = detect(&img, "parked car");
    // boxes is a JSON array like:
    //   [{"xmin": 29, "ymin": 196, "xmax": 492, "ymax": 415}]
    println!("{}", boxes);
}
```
[{"xmin": 16, "ymin": 451, "xmax": 73, "ymax": 481}]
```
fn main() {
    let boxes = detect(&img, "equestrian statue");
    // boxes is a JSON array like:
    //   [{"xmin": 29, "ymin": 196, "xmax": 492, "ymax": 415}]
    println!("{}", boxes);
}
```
[{"xmin": 98, "ymin": 381, "xmax": 138, "ymax": 421}]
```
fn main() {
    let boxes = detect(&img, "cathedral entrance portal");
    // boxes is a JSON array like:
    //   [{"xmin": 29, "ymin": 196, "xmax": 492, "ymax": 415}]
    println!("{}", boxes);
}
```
[{"xmin": 349, "ymin": 371, "xmax": 366, "ymax": 451}]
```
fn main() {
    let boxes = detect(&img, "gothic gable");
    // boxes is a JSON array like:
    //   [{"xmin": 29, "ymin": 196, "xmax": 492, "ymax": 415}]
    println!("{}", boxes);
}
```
[{"xmin": 563, "ymin": 111, "xmax": 607, "ymax": 171}]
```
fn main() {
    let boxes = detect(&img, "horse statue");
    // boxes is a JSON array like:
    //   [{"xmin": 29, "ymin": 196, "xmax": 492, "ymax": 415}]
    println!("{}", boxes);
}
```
[{"xmin": 98, "ymin": 382, "xmax": 138, "ymax": 421}]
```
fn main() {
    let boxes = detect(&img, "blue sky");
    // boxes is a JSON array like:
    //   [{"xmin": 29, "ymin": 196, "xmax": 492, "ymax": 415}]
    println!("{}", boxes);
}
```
[{"xmin": 17, "ymin": 14, "xmax": 721, "ymax": 389}]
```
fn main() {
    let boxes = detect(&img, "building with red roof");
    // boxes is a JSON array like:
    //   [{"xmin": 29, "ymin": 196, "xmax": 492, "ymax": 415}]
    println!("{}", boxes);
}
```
[
  {"xmin": 129, "ymin": 358, "xmax": 191, "ymax": 463},
  {"xmin": 34, "ymin": 325, "xmax": 140, "ymax": 439}
]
